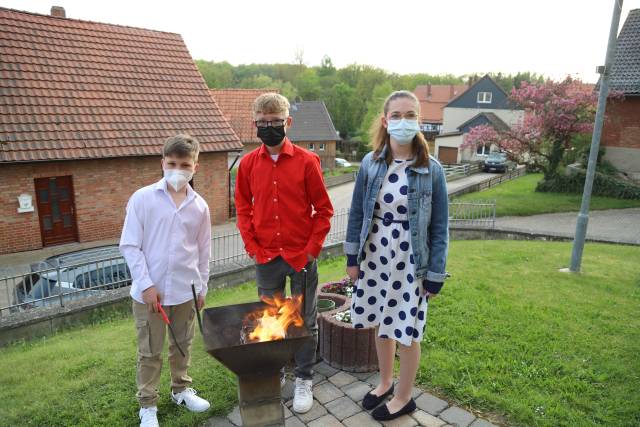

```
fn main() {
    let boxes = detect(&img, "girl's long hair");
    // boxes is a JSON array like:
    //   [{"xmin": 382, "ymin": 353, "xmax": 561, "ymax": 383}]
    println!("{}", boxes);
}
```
[{"xmin": 371, "ymin": 90, "xmax": 430, "ymax": 168}]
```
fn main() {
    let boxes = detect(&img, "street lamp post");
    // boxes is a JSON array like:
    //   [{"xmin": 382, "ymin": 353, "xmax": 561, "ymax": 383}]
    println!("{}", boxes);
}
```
[{"xmin": 570, "ymin": 0, "xmax": 624, "ymax": 272}]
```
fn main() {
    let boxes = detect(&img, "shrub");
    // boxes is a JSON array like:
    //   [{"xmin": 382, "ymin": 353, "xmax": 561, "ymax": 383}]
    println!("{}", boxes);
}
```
[{"xmin": 536, "ymin": 170, "xmax": 640, "ymax": 200}]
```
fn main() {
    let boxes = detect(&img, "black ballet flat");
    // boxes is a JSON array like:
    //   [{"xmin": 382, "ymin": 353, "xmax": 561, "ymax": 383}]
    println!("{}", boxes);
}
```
[
  {"xmin": 372, "ymin": 398, "xmax": 417, "ymax": 421},
  {"xmin": 362, "ymin": 384, "xmax": 394, "ymax": 410}
]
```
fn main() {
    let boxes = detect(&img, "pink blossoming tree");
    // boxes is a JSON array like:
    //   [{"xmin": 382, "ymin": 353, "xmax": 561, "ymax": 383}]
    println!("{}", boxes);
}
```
[{"xmin": 462, "ymin": 77, "xmax": 599, "ymax": 180}]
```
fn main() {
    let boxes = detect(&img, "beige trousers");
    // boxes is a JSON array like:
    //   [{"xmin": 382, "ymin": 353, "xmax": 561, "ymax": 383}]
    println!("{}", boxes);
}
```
[{"xmin": 132, "ymin": 299, "xmax": 195, "ymax": 408}]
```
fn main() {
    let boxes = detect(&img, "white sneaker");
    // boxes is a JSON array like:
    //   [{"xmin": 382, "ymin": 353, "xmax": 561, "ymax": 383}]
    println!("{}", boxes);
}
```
[
  {"xmin": 292, "ymin": 377, "xmax": 313, "ymax": 413},
  {"xmin": 139, "ymin": 406, "xmax": 159, "ymax": 427},
  {"xmin": 171, "ymin": 388, "xmax": 211, "ymax": 413}
]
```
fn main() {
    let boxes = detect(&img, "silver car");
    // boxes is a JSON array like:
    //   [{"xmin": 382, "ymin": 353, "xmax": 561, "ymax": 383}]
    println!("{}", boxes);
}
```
[{"xmin": 14, "ymin": 245, "xmax": 131, "ymax": 310}]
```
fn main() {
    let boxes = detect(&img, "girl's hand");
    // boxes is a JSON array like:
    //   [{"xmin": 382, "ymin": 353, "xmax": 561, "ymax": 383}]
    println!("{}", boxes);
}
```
[{"xmin": 346, "ymin": 266, "xmax": 360, "ymax": 282}]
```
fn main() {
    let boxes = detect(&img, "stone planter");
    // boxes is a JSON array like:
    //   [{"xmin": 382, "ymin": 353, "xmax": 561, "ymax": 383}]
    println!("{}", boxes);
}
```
[{"xmin": 316, "ymin": 288, "xmax": 379, "ymax": 373}]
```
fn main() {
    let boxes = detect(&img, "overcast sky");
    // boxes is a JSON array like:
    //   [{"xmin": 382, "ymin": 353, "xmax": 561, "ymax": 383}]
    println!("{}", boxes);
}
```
[{"xmin": 2, "ymin": 0, "xmax": 637, "ymax": 83}]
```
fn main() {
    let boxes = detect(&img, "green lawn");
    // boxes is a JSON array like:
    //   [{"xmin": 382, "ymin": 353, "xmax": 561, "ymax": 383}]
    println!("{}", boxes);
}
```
[
  {"xmin": 323, "ymin": 165, "xmax": 359, "ymax": 177},
  {"xmin": 454, "ymin": 173, "xmax": 640, "ymax": 216},
  {"xmin": 1, "ymin": 243, "xmax": 639, "ymax": 426},
  {"xmin": 0, "ymin": 257, "xmax": 347, "ymax": 427}
]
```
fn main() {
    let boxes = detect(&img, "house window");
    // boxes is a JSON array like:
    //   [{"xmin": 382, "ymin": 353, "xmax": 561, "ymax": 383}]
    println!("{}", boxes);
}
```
[
  {"xmin": 319, "ymin": 143, "xmax": 326, "ymax": 151},
  {"xmin": 477, "ymin": 92, "xmax": 492, "ymax": 103},
  {"xmin": 476, "ymin": 144, "xmax": 490, "ymax": 155},
  {"xmin": 421, "ymin": 123, "xmax": 442, "ymax": 132},
  {"xmin": 309, "ymin": 143, "xmax": 315, "ymax": 151}
]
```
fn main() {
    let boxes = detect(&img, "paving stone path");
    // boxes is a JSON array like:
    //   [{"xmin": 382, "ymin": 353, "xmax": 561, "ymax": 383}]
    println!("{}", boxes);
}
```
[{"xmin": 204, "ymin": 361, "xmax": 500, "ymax": 427}]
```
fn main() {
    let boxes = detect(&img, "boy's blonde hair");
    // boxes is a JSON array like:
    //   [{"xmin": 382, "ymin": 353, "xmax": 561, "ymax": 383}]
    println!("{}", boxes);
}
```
[
  {"xmin": 163, "ymin": 134, "xmax": 200, "ymax": 161},
  {"xmin": 253, "ymin": 93, "xmax": 290, "ymax": 118}
]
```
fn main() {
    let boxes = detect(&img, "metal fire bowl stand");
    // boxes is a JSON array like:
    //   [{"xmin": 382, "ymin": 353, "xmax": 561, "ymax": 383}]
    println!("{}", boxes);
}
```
[{"xmin": 202, "ymin": 302, "xmax": 311, "ymax": 427}]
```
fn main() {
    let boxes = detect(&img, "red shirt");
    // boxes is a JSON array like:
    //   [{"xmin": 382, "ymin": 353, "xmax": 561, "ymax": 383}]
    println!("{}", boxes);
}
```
[{"xmin": 235, "ymin": 138, "xmax": 334, "ymax": 271}]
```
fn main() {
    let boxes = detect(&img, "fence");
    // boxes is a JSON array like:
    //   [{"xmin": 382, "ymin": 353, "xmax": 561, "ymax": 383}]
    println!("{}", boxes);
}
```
[
  {"xmin": 1, "ymin": 255, "xmax": 132, "ymax": 317},
  {"xmin": 0, "ymin": 202, "xmax": 494, "ymax": 317},
  {"xmin": 449, "ymin": 167, "xmax": 526, "ymax": 198},
  {"xmin": 449, "ymin": 200, "xmax": 496, "ymax": 228},
  {"xmin": 443, "ymin": 163, "xmax": 482, "ymax": 181}
]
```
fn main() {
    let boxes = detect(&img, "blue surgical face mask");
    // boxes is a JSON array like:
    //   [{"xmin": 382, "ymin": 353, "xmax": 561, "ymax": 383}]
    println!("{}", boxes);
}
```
[{"xmin": 387, "ymin": 119, "xmax": 420, "ymax": 145}]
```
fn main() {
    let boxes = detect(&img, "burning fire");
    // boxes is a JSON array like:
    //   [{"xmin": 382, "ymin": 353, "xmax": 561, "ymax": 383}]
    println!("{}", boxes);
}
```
[{"xmin": 242, "ymin": 294, "xmax": 304, "ymax": 343}]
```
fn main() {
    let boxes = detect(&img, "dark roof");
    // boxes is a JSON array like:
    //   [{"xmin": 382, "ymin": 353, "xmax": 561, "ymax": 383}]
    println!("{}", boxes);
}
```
[
  {"xmin": 210, "ymin": 88, "xmax": 279, "ymax": 144},
  {"xmin": 445, "ymin": 74, "xmax": 510, "ymax": 108},
  {"xmin": 288, "ymin": 101, "xmax": 340, "ymax": 142},
  {"xmin": 609, "ymin": 9, "xmax": 640, "ymax": 95},
  {"xmin": 457, "ymin": 112, "xmax": 510, "ymax": 133},
  {"xmin": 0, "ymin": 7, "xmax": 242, "ymax": 163}
]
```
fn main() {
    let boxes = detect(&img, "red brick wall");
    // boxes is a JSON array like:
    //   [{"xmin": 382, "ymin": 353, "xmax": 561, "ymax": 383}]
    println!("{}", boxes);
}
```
[
  {"xmin": 602, "ymin": 97, "xmax": 640, "ymax": 149},
  {"xmin": 0, "ymin": 153, "xmax": 228, "ymax": 255}
]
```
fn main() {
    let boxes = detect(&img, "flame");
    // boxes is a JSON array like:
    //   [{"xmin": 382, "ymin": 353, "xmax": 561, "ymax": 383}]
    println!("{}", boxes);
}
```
[{"xmin": 243, "ymin": 294, "xmax": 304, "ymax": 343}]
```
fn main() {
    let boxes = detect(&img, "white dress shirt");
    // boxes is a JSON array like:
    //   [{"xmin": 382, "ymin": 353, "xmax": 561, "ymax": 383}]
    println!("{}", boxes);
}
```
[{"xmin": 119, "ymin": 179, "xmax": 211, "ymax": 306}]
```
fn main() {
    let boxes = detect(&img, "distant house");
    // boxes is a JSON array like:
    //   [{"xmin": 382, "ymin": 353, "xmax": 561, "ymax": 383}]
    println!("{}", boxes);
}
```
[
  {"xmin": 0, "ymin": 7, "xmax": 242, "ymax": 255},
  {"xmin": 434, "ymin": 75, "xmax": 523, "ymax": 164},
  {"xmin": 288, "ymin": 101, "xmax": 340, "ymax": 170},
  {"xmin": 209, "ymin": 88, "xmax": 277, "ymax": 164},
  {"xmin": 414, "ymin": 83, "xmax": 469, "ymax": 136},
  {"xmin": 210, "ymin": 92, "xmax": 340, "ymax": 170},
  {"xmin": 601, "ymin": 8, "xmax": 640, "ymax": 181}
]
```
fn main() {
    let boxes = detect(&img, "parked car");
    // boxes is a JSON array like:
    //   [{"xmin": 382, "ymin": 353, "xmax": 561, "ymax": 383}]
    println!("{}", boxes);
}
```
[
  {"xmin": 483, "ymin": 152, "xmax": 515, "ymax": 173},
  {"xmin": 335, "ymin": 158, "xmax": 352, "ymax": 168},
  {"xmin": 13, "ymin": 245, "xmax": 131, "ymax": 310}
]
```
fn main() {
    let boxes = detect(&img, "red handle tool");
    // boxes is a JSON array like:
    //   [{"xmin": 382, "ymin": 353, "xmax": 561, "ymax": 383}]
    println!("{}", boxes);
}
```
[{"xmin": 157, "ymin": 301, "xmax": 186, "ymax": 357}]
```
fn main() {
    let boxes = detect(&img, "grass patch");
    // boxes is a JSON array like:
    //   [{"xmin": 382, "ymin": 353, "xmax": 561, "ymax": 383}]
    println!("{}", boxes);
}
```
[
  {"xmin": 323, "ymin": 165, "xmax": 359, "ymax": 177},
  {"xmin": 420, "ymin": 241, "xmax": 640, "ymax": 426},
  {"xmin": 1, "ymin": 243, "xmax": 639, "ymax": 426},
  {"xmin": 454, "ymin": 173, "xmax": 640, "ymax": 216},
  {"xmin": 0, "ymin": 257, "xmax": 347, "ymax": 427}
]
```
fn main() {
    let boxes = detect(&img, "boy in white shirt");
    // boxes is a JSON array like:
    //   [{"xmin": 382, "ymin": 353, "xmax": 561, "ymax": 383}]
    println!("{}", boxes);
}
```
[{"xmin": 120, "ymin": 134, "xmax": 211, "ymax": 427}]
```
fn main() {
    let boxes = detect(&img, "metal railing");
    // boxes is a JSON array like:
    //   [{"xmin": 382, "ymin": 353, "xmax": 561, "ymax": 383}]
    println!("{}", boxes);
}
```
[
  {"xmin": 1, "ymin": 256, "xmax": 132, "ymax": 317},
  {"xmin": 449, "ymin": 200, "xmax": 496, "ymax": 228},
  {"xmin": 209, "ymin": 208, "xmax": 351, "ymax": 270},
  {"xmin": 0, "ymin": 202, "xmax": 495, "ymax": 316}
]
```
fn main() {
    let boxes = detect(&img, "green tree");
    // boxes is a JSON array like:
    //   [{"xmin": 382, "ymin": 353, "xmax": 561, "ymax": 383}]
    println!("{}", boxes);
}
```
[
  {"xmin": 318, "ymin": 55, "xmax": 336, "ymax": 77},
  {"xmin": 359, "ymin": 81, "xmax": 394, "ymax": 143},
  {"xmin": 194, "ymin": 60, "xmax": 234, "ymax": 88},
  {"xmin": 294, "ymin": 68, "xmax": 322, "ymax": 100},
  {"xmin": 326, "ymin": 83, "xmax": 359, "ymax": 138}
]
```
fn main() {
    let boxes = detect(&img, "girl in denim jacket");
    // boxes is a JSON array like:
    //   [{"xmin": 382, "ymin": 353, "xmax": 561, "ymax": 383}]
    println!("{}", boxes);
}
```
[{"xmin": 344, "ymin": 91, "xmax": 449, "ymax": 421}]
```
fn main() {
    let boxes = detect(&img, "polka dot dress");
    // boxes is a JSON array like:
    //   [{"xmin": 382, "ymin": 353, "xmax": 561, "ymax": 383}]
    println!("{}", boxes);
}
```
[{"xmin": 351, "ymin": 159, "xmax": 428, "ymax": 346}]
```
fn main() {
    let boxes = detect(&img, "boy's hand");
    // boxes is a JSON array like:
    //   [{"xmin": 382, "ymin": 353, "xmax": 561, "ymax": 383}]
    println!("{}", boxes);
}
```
[
  {"xmin": 142, "ymin": 286, "xmax": 159, "ymax": 313},
  {"xmin": 197, "ymin": 294, "xmax": 205, "ymax": 311}
]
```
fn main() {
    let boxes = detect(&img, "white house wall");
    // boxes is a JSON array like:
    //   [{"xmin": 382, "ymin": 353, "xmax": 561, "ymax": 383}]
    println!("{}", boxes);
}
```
[
  {"xmin": 435, "ymin": 134, "xmax": 463, "ymax": 164},
  {"xmin": 442, "ymin": 107, "xmax": 524, "ymax": 133}
]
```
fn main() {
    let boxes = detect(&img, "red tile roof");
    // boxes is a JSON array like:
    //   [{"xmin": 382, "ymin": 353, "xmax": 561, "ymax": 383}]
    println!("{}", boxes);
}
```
[
  {"xmin": 210, "ymin": 88, "xmax": 279, "ymax": 144},
  {"xmin": 414, "ymin": 84, "xmax": 469, "ymax": 124},
  {"xmin": 0, "ymin": 7, "xmax": 242, "ymax": 163}
]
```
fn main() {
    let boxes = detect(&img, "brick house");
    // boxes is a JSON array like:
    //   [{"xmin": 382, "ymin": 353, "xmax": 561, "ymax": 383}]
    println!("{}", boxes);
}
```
[
  {"xmin": 0, "ymin": 7, "xmax": 242, "ymax": 255},
  {"xmin": 601, "ymin": 8, "xmax": 640, "ymax": 182},
  {"xmin": 209, "ymin": 91, "xmax": 340, "ymax": 170}
]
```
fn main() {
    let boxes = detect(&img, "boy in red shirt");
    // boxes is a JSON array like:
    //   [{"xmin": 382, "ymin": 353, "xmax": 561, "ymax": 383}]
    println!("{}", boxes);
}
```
[{"xmin": 235, "ymin": 93, "xmax": 334, "ymax": 413}]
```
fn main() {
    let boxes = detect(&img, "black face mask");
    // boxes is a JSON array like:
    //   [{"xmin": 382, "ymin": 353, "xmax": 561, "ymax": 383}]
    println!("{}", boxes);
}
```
[{"xmin": 257, "ymin": 125, "xmax": 286, "ymax": 147}]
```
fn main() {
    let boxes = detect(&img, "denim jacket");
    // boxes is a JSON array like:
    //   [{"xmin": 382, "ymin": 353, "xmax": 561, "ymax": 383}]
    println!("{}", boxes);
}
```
[{"xmin": 344, "ymin": 146, "xmax": 449, "ymax": 293}]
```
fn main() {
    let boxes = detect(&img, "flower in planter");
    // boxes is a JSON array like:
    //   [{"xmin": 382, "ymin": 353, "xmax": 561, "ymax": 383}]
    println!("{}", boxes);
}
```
[
  {"xmin": 333, "ymin": 310, "xmax": 351, "ymax": 323},
  {"xmin": 321, "ymin": 277, "xmax": 354, "ymax": 297}
]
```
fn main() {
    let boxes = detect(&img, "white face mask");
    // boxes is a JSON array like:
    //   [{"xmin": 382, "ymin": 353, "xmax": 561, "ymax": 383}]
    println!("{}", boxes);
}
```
[
  {"xmin": 387, "ymin": 119, "xmax": 420, "ymax": 145},
  {"xmin": 164, "ymin": 169, "xmax": 193, "ymax": 192}
]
